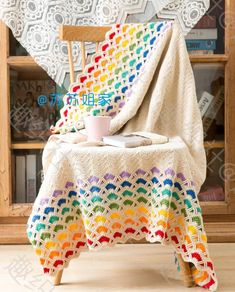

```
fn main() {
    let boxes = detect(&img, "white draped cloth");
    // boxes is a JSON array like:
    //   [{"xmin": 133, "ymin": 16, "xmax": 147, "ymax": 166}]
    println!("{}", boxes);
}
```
[{"xmin": 0, "ymin": 0, "xmax": 210, "ymax": 85}]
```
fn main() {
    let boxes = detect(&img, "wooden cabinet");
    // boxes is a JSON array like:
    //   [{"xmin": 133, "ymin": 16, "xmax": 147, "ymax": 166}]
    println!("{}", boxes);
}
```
[{"xmin": 1, "ymin": 1, "xmax": 235, "ymax": 243}]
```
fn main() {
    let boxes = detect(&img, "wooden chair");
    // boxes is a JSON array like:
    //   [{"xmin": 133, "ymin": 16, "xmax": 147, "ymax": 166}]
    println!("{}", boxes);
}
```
[
  {"xmin": 59, "ymin": 25, "xmax": 111, "ymax": 83},
  {"xmin": 54, "ymin": 24, "xmax": 194, "ymax": 288}
]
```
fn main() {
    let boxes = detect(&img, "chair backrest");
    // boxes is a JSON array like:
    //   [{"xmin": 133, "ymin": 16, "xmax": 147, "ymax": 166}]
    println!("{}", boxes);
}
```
[{"xmin": 59, "ymin": 25, "xmax": 111, "ymax": 84}]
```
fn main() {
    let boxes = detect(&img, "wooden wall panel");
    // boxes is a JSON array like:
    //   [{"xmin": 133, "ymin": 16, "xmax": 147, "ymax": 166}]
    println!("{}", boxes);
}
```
[
  {"xmin": 0, "ymin": 21, "xmax": 11, "ymax": 217},
  {"xmin": 225, "ymin": 0, "xmax": 235, "ymax": 213}
]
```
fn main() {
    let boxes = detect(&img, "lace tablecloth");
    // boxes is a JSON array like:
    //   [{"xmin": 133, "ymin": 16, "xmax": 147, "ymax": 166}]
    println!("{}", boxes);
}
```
[{"xmin": 0, "ymin": 0, "xmax": 210, "ymax": 84}]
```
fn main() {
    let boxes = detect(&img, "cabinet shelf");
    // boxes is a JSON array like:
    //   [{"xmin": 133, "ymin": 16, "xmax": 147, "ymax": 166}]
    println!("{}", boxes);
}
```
[
  {"xmin": 189, "ymin": 54, "xmax": 228, "ymax": 63},
  {"xmin": 204, "ymin": 140, "xmax": 225, "ymax": 149},
  {"xmin": 7, "ymin": 54, "xmax": 229, "ymax": 68},
  {"xmin": 8, "ymin": 56, "xmax": 38, "ymax": 68},
  {"xmin": 7, "ymin": 56, "xmax": 49, "ymax": 79},
  {"xmin": 11, "ymin": 141, "xmax": 46, "ymax": 149},
  {"xmin": 11, "ymin": 140, "xmax": 225, "ymax": 150}
]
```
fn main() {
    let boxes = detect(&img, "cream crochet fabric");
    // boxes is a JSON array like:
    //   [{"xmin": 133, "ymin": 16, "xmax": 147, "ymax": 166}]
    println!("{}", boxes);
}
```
[{"xmin": 27, "ymin": 22, "xmax": 218, "ymax": 291}]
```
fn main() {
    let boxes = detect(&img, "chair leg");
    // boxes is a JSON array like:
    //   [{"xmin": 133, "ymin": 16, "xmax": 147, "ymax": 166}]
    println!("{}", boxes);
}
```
[
  {"xmin": 176, "ymin": 253, "xmax": 194, "ymax": 287},
  {"xmin": 54, "ymin": 269, "xmax": 63, "ymax": 286}
]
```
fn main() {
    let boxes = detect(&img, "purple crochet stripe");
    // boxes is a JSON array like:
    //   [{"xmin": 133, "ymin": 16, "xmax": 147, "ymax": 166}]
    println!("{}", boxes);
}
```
[
  {"xmin": 165, "ymin": 168, "xmax": 175, "ymax": 176},
  {"xmin": 52, "ymin": 190, "xmax": 63, "ymax": 198},
  {"xmin": 40, "ymin": 197, "xmax": 49, "ymax": 205},
  {"xmin": 177, "ymin": 173, "xmax": 186, "ymax": 181},
  {"xmin": 136, "ymin": 169, "xmax": 146, "ymax": 175},
  {"xmin": 151, "ymin": 167, "xmax": 160, "ymax": 174},
  {"xmin": 77, "ymin": 179, "xmax": 84, "ymax": 185},
  {"xmin": 65, "ymin": 181, "xmax": 74, "ymax": 188},
  {"xmin": 120, "ymin": 171, "xmax": 131, "ymax": 178},
  {"xmin": 88, "ymin": 176, "xmax": 99, "ymax": 183},
  {"xmin": 47, "ymin": 167, "xmax": 195, "ymax": 201},
  {"xmin": 119, "ymin": 102, "xmax": 125, "ymax": 108},
  {"xmin": 126, "ymin": 90, "xmax": 132, "ymax": 98},
  {"xmin": 104, "ymin": 173, "xmax": 115, "ymax": 180}
]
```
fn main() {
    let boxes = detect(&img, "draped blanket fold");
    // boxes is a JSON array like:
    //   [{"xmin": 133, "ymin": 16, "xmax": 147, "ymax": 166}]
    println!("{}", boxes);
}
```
[{"xmin": 27, "ymin": 21, "xmax": 218, "ymax": 291}]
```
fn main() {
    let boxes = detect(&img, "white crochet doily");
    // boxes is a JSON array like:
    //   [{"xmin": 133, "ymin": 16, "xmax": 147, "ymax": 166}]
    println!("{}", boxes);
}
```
[{"xmin": 0, "ymin": 0, "xmax": 210, "ymax": 85}]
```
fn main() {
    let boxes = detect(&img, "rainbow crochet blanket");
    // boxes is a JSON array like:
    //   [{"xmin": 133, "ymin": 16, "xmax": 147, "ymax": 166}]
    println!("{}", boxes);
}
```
[
  {"xmin": 51, "ymin": 21, "xmax": 173, "ymax": 133},
  {"xmin": 27, "ymin": 21, "xmax": 218, "ymax": 291}
]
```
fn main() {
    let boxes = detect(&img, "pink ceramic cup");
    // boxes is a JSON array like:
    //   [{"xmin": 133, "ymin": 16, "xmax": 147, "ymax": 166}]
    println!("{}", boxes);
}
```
[{"xmin": 84, "ymin": 115, "xmax": 111, "ymax": 141}]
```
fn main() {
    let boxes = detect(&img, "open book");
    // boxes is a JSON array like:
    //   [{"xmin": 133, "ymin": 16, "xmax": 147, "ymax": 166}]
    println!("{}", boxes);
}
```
[{"xmin": 102, "ymin": 132, "xmax": 169, "ymax": 148}]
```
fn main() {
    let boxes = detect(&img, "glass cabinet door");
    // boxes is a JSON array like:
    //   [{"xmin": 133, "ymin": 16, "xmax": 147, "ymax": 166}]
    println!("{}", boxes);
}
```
[
  {"xmin": 192, "ymin": 63, "xmax": 225, "ymax": 203},
  {"xmin": 9, "ymin": 32, "xmax": 66, "ymax": 204}
]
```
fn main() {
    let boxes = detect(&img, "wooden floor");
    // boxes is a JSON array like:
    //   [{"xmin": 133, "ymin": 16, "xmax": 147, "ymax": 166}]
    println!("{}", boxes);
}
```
[{"xmin": 0, "ymin": 243, "xmax": 234, "ymax": 291}]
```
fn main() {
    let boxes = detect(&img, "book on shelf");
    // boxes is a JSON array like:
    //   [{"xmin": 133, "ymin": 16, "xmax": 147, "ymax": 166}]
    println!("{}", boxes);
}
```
[
  {"xmin": 188, "ymin": 50, "xmax": 214, "ymax": 55},
  {"xmin": 15, "ymin": 156, "xmax": 26, "ymax": 203},
  {"xmin": 10, "ymin": 79, "xmax": 56, "ymax": 141},
  {"xmin": 185, "ymin": 28, "xmax": 218, "ymax": 40},
  {"xmin": 36, "ymin": 154, "xmax": 43, "ymax": 195},
  {"xmin": 194, "ymin": 15, "xmax": 216, "ymax": 29},
  {"xmin": 186, "ymin": 40, "xmax": 216, "ymax": 51},
  {"xmin": 12, "ymin": 154, "xmax": 16, "ymax": 203},
  {"xmin": 187, "ymin": 15, "xmax": 218, "ymax": 54},
  {"xmin": 26, "ymin": 154, "xmax": 37, "ymax": 203},
  {"xmin": 14, "ymin": 152, "xmax": 43, "ymax": 203},
  {"xmin": 198, "ymin": 185, "xmax": 225, "ymax": 201},
  {"xmin": 203, "ymin": 77, "xmax": 224, "ymax": 137},
  {"xmin": 198, "ymin": 91, "xmax": 214, "ymax": 118}
]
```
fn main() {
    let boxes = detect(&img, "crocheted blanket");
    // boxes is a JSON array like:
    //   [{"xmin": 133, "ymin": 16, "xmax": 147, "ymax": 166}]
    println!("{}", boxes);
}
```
[{"xmin": 27, "ymin": 21, "xmax": 218, "ymax": 291}]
